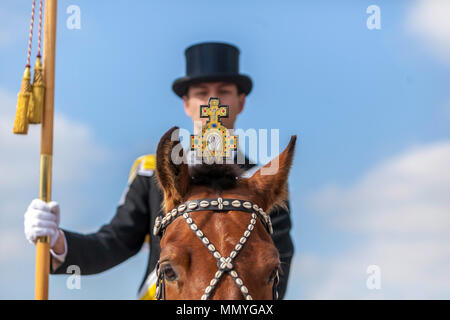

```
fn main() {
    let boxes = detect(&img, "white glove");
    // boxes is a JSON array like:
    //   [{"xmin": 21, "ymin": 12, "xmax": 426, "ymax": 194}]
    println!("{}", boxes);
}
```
[{"xmin": 24, "ymin": 199, "xmax": 60, "ymax": 248}]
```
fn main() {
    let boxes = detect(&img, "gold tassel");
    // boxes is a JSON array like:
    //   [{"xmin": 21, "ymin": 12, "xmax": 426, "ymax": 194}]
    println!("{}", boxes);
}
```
[
  {"xmin": 13, "ymin": 66, "xmax": 32, "ymax": 134},
  {"xmin": 28, "ymin": 56, "xmax": 45, "ymax": 124}
]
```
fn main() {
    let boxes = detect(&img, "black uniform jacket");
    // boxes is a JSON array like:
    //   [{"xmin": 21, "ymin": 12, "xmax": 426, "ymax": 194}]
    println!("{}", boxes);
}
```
[{"xmin": 51, "ymin": 154, "xmax": 294, "ymax": 299}]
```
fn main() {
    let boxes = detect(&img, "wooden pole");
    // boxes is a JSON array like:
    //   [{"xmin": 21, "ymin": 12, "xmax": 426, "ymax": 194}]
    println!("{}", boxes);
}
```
[{"xmin": 35, "ymin": 0, "xmax": 57, "ymax": 300}]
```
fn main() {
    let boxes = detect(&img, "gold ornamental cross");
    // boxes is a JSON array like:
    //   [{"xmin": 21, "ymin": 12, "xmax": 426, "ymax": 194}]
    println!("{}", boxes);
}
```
[{"xmin": 190, "ymin": 97, "xmax": 238, "ymax": 162}]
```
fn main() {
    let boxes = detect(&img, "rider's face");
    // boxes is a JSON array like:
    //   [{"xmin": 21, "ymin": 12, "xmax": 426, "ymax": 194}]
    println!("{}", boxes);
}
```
[{"xmin": 183, "ymin": 82, "xmax": 246, "ymax": 129}]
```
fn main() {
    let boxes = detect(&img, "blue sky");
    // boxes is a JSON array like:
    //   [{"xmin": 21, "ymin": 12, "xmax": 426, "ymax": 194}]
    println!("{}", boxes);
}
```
[{"xmin": 1, "ymin": 0, "xmax": 450, "ymax": 299}]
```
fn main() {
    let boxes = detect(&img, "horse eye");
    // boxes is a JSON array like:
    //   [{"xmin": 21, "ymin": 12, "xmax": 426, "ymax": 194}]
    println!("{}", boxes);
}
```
[{"xmin": 162, "ymin": 264, "xmax": 178, "ymax": 281}]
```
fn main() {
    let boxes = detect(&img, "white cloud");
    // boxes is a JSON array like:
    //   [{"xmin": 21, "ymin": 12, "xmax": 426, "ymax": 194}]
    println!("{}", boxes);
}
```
[
  {"xmin": 0, "ymin": 88, "xmax": 108, "ymax": 260},
  {"xmin": 0, "ymin": 90, "xmax": 106, "ymax": 190},
  {"xmin": 0, "ymin": 229, "xmax": 30, "ymax": 261},
  {"xmin": 406, "ymin": 0, "xmax": 450, "ymax": 66},
  {"xmin": 0, "ymin": 89, "xmax": 151, "ymax": 300},
  {"xmin": 299, "ymin": 141, "xmax": 450, "ymax": 299}
]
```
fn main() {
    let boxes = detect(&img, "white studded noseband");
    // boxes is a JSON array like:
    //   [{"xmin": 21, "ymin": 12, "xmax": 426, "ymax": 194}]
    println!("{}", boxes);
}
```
[{"xmin": 153, "ymin": 197, "xmax": 279, "ymax": 300}]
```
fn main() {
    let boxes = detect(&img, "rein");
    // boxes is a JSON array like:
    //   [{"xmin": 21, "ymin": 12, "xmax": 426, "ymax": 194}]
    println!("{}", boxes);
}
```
[{"xmin": 153, "ymin": 197, "xmax": 279, "ymax": 300}]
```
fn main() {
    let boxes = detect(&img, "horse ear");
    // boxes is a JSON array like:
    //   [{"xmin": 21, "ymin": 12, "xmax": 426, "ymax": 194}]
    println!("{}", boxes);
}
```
[
  {"xmin": 246, "ymin": 135, "xmax": 297, "ymax": 212},
  {"xmin": 156, "ymin": 126, "xmax": 191, "ymax": 211}
]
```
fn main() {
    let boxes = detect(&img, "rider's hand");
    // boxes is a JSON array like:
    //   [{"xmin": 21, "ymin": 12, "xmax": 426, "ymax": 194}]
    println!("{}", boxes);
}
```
[{"xmin": 24, "ymin": 199, "xmax": 60, "ymax": 248}]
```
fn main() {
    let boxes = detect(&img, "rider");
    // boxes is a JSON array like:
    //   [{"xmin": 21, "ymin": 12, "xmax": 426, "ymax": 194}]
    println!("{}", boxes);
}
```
[{"xmin": 24, "ymin": 42, "xmax": 294, "ymax": 299}]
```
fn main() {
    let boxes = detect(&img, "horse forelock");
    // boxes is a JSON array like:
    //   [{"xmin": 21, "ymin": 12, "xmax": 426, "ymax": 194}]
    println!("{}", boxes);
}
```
[{"xmin": 189, "ymin": 164, "xmax": 243, "ymax": 191}]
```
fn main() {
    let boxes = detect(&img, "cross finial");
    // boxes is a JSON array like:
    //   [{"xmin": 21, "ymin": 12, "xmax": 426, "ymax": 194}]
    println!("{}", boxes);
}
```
[{"xmin": 191, "ymin": 97, "xmax": 238, "ymax": 162}]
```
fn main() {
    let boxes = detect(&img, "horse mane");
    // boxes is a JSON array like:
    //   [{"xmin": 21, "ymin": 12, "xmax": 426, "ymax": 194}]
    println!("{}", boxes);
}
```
[{"xmin": 189, "ymin": 164, "xmax": 244, "ymax": 191}]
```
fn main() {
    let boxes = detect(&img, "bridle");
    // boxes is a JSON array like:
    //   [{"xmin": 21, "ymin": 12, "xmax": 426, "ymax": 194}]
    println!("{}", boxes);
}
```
[{"xmin": 153, "ymin": 197, "xmax": 280, "ymax": 300}]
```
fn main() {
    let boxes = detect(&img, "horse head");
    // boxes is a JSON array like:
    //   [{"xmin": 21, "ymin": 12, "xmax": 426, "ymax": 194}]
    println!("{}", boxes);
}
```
[{"xmin": 154, "ymin": 126, "xmax": 296, "ymax": 300}]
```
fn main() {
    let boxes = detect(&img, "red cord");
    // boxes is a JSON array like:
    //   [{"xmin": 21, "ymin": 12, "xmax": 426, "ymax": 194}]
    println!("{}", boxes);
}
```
[
  {"xmin": 26, "ymin": 0, "xmax": 36, "ymax": 67},
  {"xmin": 37, "ymin": 0, "xmax": 43, "ymax": 58}
]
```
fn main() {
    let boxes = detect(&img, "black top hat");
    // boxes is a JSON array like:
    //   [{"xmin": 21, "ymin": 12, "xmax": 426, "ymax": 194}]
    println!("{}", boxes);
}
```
[{"xmin": 172, "ymin": 42, "xmax": 253, "ymax": 97}]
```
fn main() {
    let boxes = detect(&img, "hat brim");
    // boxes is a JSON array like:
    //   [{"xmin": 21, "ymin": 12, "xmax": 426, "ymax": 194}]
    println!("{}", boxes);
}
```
[{"xmin": 172, "ymin": 74, "xmax": 253, "ymax": 98}]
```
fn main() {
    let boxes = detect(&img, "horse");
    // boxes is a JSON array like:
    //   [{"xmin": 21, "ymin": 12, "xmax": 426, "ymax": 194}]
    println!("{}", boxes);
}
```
[{"xmin": 153, "ymin": 126, "xmax": 296, "ymax": 300}]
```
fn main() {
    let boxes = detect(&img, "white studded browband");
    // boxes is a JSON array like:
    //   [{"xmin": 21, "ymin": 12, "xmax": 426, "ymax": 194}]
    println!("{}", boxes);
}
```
[{"xmin": 153, "ymin": 197, "xmax": 277, "ymax": 300}]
